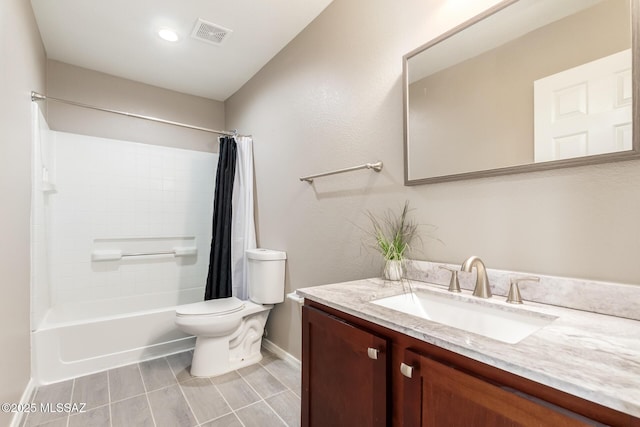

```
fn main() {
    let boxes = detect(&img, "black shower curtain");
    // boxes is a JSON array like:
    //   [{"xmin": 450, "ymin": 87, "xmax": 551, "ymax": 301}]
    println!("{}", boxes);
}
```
[{"xmin": 204, "ymin": 136, "xmax": 237, "ymax": 300}]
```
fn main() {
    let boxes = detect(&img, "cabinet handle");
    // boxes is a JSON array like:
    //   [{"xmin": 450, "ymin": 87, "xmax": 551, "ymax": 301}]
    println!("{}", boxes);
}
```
[
  {"xmin": 367, "ymin": 347, "xmax": 379, "ymax": 360},
  {"xmin": 400, "ymin": 362, "xmax": 414, "ymax": 378}
]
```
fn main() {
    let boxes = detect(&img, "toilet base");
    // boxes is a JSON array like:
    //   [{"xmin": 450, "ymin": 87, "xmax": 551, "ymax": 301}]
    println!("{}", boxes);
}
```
[{"xmin": 189, "ymin": 309, "xmax": 270, "ymax": 377}]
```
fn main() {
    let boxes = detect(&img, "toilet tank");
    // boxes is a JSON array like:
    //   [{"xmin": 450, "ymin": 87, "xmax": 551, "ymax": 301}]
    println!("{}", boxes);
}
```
[{"xmin": 246, "ymin": 248, "xmax": 287, "ymax": 304}]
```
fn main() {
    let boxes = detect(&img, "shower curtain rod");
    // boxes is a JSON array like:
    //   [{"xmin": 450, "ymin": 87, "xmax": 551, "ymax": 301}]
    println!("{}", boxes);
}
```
[{"xmin": 31, "ymin": 91, "xmax": 246, "ymax": 137}]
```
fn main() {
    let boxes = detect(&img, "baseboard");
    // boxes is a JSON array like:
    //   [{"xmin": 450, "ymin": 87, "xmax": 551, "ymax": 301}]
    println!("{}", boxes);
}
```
[
  {"xmin": 9, "ymin": 378, "xmax": 36, "ymax": 427},
  {"xmin": 262, "ymin": 339, "xmax": 301, "ymax": 370}
]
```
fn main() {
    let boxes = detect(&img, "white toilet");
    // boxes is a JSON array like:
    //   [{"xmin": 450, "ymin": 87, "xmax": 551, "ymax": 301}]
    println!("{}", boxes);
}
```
[{"xmin": 175, "ymin": 248, "xmax": 286, "ymax": 377}]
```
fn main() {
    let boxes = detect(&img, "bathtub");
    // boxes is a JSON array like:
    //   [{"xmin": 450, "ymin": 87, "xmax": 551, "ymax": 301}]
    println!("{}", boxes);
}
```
[{"xmin": 32, "ymin": 289, "xmax": 202, "ymax": 385}]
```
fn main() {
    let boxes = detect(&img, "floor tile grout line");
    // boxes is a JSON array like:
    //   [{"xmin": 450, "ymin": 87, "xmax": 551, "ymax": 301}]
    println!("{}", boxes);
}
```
[
  {"xmin": 237, "ymin": 364, "xmax": 293, "ymax": 401},
  {"xmin": 22, "ymin": 384, "xmax": 32, "ymax": 427},
  {"xmin": 234, "ymin": 368, "xmax": 288, "ymax": 426},
  {"xmin": 137, "ymin": 363, "xmax": 158, "ymax": 427},
  {"xmin": 108, "ymin": 390, "xmax": 148, "ymax": 405},
  {"xmin": 196, "ymin": 411, "xmax": 244, "ymax": 427},
  {"xmin": 165, "ymin": 355, "xmax": 207, "ymax": 427},
  {"xmin": 200, "ymin": 376, "xmax": 240, "ymax": 427},
  {"xmin": 211, "ymin": 371, "xmax": 247, "ymax": 427},
  {"xmin": 230, "ymin": 399, "xmax": 268, "ymax": 427},
  {"xmin": 260, "ymin": 363, "xmax": 299, "ymax": 396},
  {"xmin": 256, "ymin": 359, "xmax": 301, "ymax": 427},
  {"xmin": 65, "ymin": 378, "xmax": 75, "ymax": 427},
  {"xmin": 263, "ymin": 390, "xmax": 297, "ymax": 427},
  {"xmin": 106, "ymin": 370, "xmax": 113, "ymax": 427},
  {"xmin": 235, "ymin": 368, "xmax": 266, "ymax": 401},
  {"xmin": 228, "ymin": 395, "xmax": 269, "ymax": 413},
  {"xmin": 224, "ymin": 369, "xmax": 266, "ymax": 427},
  {"xmin": 260, "ymin": 352, "xmax": 300, "ymax": 391},
  {"xmin": 173, "ymin": 375, "xmax": 202, "ymax": 425}
]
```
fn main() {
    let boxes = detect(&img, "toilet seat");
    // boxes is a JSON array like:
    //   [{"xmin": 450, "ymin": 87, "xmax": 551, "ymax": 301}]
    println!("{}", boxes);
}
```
[{"xmin": 176, "ymin": 297, "xmax": 245, "ymax": 317}]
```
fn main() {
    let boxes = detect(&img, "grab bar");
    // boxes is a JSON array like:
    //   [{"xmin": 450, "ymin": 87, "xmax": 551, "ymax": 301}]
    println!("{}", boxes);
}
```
[
  {"xmin": 92, "ymin": 247, "xmax": 197, "ymax": 261},
  {"xmin": 299, "ymin": 161, "xmax": 383, "ymax": 183}
]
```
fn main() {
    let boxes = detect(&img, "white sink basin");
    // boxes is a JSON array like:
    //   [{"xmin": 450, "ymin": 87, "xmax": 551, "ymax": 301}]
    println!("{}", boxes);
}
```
[{"xmin": 371, "ymin": 290, "xmax": 557, "ymax": 344}]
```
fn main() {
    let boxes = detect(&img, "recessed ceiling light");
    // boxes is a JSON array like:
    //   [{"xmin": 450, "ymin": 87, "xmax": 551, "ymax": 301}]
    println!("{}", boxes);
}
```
[{"xmin": 158, "ymin": 28, "xmax": 179, "ymax": 42}]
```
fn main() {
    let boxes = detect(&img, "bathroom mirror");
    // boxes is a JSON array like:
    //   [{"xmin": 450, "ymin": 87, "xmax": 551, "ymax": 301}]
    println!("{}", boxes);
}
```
[{"xmin": 403, "ymin": 0, "xmax": 639, "ymax": 185}]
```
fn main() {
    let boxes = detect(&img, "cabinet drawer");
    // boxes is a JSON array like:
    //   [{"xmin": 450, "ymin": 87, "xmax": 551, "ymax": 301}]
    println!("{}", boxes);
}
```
[{"xmin": 402, "ymin": 349, "xmax": 602, "ymax": 427}]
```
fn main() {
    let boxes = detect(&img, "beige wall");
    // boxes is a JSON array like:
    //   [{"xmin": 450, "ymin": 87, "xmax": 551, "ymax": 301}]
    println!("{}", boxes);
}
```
[
  {"xmin": 46, "ymin": 60, "xmax": 225, "ymax": 152},
  {"xmin": 226, "ymin": 0, "xmax": 640, "ymax": 360},
  {"xmin": 0, "ymin": 0, "xmax": 47, "ymax": 423}
]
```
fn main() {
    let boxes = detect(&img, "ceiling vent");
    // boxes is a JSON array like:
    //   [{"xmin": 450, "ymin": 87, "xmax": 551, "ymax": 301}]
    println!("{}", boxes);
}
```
[{"xmin": 191, "ymin": 19, "xmax": 232, "ymax": 46}]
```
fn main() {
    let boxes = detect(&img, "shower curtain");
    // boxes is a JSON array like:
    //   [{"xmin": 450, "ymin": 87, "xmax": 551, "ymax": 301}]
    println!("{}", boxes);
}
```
[
  {"xmin": 204, "ymin": 136, "xmax": 257, "ymax": 300},
  {"xmin": 205, "ymin": 136, "xmax": 236, "ymax": 300},
  {"xmin": 231, "ymin": 136, "xmax": 257, "ymax": 300}
]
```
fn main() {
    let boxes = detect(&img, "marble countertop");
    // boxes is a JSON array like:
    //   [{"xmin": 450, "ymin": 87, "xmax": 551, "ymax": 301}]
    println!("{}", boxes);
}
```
[{"xmin": 296, "ymin": 278, "xmax": 640, "ymax": 418}]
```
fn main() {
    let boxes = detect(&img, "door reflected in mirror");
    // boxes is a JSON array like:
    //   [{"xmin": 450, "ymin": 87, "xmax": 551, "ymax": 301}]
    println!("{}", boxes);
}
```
[
  {"xmin": 403, "ymin": 0, "xmax": 638, "ymax": 184},
  {"xmin": 533, "ymin": 49, "xmax": 632, "ymax": 162}
]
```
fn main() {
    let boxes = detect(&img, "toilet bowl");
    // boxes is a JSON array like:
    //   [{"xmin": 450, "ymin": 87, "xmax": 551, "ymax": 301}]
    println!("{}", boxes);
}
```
[{"xmin": 175, "ymin": 248, "xmax": 286, "ymax": 377}]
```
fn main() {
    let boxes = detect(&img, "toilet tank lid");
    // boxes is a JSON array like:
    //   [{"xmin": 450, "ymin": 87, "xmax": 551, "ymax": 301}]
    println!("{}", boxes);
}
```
[
  {"xmin": 176, "ymin": 297, "xmax": 245, "ymax": 316},
  {"xmin": 246, "ymin": 248, "xmax": 287, "ymax": 260}
]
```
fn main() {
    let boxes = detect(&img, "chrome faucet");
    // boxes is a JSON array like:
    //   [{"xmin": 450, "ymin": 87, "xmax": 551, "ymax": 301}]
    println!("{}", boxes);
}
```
[{"xmin": 461, "ymin": 256, "xmax": 492, "ymax": 298}]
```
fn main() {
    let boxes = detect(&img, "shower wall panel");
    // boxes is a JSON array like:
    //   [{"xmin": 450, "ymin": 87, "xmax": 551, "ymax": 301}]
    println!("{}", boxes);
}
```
[
  {"xmin": 31, "ymin": 104, "xmax": 53, "ymax": 329},
  {"xmin": 47, "ymin": 131, "xmax": 216, "ymax": 308}
]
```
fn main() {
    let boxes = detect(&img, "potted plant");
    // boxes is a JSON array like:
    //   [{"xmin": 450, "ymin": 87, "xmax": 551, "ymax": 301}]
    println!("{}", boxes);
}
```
[{"xmin": 366, "ymin": 201, "xmax": 419, "ymax": 281}]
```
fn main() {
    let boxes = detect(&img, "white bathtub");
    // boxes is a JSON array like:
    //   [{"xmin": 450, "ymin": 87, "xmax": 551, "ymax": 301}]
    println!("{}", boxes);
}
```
[{"xmin": 32, "ymin": 289, "xmax": 202, "ymax": 385}]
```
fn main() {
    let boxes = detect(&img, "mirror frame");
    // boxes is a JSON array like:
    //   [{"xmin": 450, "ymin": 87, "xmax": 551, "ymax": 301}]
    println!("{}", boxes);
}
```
[{"xmin": 403, "ymin": 0, "xmax": 640, "ymax": 185}]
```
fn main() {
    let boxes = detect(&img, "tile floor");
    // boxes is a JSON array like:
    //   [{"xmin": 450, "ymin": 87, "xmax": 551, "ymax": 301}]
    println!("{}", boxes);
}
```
[{"xmin": 21, "ymin": 349, "xmax": 301, "ymax": 427}]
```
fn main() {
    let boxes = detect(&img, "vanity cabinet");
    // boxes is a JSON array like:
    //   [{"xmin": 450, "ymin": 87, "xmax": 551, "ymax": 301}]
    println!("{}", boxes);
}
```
[
  {"xmin": 302, "ymin": 305, "xmax": 389, "ymax": 426},
  {"xmin": 302, "ymin": 300, "xmax": 639, "ymax": 427}
]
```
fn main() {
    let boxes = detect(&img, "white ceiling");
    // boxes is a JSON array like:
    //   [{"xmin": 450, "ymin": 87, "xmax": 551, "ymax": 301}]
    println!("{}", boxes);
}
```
[{"xmin": 31, "ymin": 0, "xmax": 334, "ymax": 101}]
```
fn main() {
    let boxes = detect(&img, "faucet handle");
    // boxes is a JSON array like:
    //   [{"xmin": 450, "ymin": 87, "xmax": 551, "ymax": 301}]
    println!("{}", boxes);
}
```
[
  {"xmin": 438, "ymin": 266, "xmax": 461, "ymax": 293},
  {"xmin": 507, "ymin": 276, "xmax": 540, "ymax": 304}
]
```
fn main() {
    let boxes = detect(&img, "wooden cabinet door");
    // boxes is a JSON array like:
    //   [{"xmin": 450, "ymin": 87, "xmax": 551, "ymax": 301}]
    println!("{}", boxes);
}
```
[
  {"xmin": 401, "ymin": 349, "xmax": 598, "ymax": 427},
  {"xmin": 302, "ymin": 305, "xmax": 389, "ymax": 427}
]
